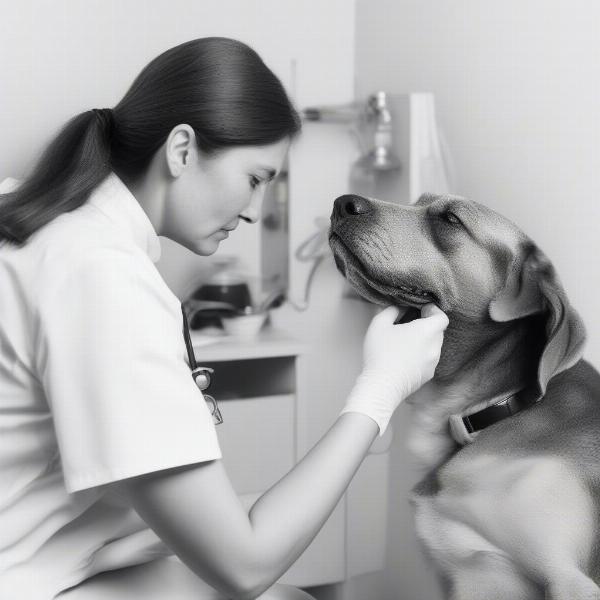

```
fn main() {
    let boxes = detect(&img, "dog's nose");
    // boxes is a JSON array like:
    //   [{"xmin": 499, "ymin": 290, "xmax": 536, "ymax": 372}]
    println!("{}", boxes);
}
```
[{"xmin": 334, "ymin": 194, "xmax": 371, "ymax": 217}]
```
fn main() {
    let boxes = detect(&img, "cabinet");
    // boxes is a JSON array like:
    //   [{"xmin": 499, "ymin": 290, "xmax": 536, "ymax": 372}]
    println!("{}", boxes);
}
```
[{"xmin": 191, "ymin": 326, "xmax": 347, "ymax": 586}]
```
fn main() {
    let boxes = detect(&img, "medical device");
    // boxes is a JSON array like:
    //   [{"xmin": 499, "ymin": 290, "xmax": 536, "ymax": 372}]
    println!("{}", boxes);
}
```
[{"xmin": 181, "ymin": 305, "xmax": 223, "ymax": 425}]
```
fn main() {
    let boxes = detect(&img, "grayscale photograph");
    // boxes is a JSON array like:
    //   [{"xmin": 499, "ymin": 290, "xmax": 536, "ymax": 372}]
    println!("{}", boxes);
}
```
[{"xmin": 1, "ymin": 2, "xmax": 598, "ymax": 599}]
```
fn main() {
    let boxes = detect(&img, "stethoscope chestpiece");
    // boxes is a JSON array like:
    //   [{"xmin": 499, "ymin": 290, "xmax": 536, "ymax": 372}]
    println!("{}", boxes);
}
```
[
  {"xmin": 191, "ymin": 366, "xmax": 214, "ymax": 391},
  {"xmin": 182, "ymin": 305, "xmax": 223, "ymax": 425}
]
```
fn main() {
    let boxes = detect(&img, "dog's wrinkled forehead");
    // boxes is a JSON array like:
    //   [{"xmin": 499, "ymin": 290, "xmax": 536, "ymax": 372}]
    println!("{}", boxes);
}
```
[{"xmin": 415, "ymin": 193, "xmax": 527, "ymax": 250}]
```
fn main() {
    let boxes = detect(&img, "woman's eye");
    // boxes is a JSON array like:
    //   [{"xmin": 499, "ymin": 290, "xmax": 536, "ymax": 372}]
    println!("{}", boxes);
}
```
[
  {"xmin": 444, "ymin": 211, "xmax": 462, "ymax": 226},
  {"xmin": 250, "ymin": 176, "xmax": 261, "ymax": 190}
]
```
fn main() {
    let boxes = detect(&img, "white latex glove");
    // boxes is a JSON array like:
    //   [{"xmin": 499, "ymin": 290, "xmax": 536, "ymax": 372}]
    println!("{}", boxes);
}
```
[{"xmin": 340, "ymin": 304, "xmax": 449, "ymax": 436}]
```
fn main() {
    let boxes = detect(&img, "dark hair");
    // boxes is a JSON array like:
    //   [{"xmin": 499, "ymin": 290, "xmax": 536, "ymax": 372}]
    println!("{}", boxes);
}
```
[{"xmin": 0, "ymin": 37, "xmax": 301, "ymax": 246}]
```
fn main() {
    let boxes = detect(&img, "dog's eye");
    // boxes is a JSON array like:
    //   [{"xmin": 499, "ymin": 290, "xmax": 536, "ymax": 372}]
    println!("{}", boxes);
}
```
[{"xmin": 444, "ymin": 211, "xmax": 462, "ymax": 226}]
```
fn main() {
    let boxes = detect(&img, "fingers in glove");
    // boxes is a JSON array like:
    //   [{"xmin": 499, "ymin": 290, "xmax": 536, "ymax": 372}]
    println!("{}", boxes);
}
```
[
  {"xmin": 375, "ymin": 305, "xmax": 405, "ymax": 324},
  {"xmin": 420, "ymin": 303, "xmax": 449, "ymax": 328}
]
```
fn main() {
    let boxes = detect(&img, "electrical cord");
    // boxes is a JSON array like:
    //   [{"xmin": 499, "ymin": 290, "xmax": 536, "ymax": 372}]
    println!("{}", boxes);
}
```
[{"xmin": 286, "ymin": 217, "xmax": 331, "ymax": 312}]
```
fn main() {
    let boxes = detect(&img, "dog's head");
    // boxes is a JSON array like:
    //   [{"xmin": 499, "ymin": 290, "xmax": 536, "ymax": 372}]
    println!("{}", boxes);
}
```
[{"xmin": 329, "ymin": 192, "xmax": 586, "ymax": 395}]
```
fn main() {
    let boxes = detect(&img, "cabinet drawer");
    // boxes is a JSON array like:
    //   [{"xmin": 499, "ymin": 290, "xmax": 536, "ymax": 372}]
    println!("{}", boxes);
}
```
[{"xmin": 216, "ymin": 394, "xmax": 295, "ymax": 494}]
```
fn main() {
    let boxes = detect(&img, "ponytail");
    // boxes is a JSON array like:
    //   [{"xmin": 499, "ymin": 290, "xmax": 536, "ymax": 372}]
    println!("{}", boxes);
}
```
[
  {"xmin": 0, "ymin": 37, "xmax": 301, "ymax": 247},
  {"xmin": 0, "ymin": 108, "xmax": 113, "ymax": 245}
]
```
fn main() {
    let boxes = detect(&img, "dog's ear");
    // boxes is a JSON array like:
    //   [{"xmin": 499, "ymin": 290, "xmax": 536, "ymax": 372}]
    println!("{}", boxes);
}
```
[
  {"xmin": 489, "ymin": 242, "xmax": 586, "ymax": 394},
  {"xmin": 488, "ymin": 243, "xmax": 546, "ymax": 322}
]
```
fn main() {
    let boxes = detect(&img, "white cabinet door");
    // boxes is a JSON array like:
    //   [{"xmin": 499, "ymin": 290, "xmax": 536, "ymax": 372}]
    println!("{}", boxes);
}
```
[{"xmin": 217, "ymin": 394, "xmax": 296, "ymax": 494}]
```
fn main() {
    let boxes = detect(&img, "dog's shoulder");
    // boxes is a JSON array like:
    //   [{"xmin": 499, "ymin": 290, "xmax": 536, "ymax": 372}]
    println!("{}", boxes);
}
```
[
  {"xmin": 545, "ymin": 358, "xmax": 600, "ymax": 401},
  {"xmin": 532, "ymin": 359, "xmax": 600, "ymax": 446},
  {"xmin": 412, "ymin": 359, "xmax": 600, "ymax": 505}
]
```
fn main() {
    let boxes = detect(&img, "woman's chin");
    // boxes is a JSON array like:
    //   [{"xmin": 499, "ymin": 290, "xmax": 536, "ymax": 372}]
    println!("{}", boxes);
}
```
[
  {"xmin": 197, "ymin": 240, "xmax": 220, "ymax": 256},
  {"xmin": 169, "ymin": 230, "xmax": 225, "ymax": 256},
  {"xmin": 179, "ymin": 237, "xmax": 219, "ymax": 256}
]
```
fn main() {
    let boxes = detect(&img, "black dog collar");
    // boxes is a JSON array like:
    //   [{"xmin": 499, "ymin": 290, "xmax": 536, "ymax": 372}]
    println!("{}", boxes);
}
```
[
  {"xmin": 462, "ymin": 388, "xmax": 539, "ymax": 433},
  {"xmin": 449, "ymin": 387, "xmax": 540, "ymax": 444}
]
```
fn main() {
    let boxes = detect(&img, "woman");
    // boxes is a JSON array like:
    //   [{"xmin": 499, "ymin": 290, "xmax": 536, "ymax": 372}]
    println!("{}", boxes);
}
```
[{"xmin": 0, "ymin": 37, "xmax": 448, "ymax": 599}]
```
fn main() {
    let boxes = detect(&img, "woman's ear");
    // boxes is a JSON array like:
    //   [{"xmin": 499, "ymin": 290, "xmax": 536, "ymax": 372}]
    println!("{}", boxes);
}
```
[
  {"xmin": 165, "ymin": 124, "xmax": 195, "ymax": 177},
  {"xmin": 489, "ymin": 241, "xmax": 586, "ymax": 395}
]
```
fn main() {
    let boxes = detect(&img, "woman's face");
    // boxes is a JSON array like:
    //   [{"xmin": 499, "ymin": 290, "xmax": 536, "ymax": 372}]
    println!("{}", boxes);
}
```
[{"xmin": 162, "ymin": 137, "xmax": 290, "ymax": 255}]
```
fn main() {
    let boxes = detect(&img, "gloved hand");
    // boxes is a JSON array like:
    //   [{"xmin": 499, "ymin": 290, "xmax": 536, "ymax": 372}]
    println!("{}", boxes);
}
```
[{"xmin": 340, "ymin": 303, "xmax": 449, "ymax": 436}]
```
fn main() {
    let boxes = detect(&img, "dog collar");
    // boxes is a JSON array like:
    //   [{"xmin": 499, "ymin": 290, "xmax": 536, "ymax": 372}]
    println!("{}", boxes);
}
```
[{"xmin": 448, "ymin": 387, "xmax": 540, "ymax": 445}]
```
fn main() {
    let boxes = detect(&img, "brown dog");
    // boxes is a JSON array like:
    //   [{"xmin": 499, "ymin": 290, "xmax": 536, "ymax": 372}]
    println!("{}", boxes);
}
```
[{"xmin": 329, "ymin": 192, "xmax": 600, "ymax": 600}]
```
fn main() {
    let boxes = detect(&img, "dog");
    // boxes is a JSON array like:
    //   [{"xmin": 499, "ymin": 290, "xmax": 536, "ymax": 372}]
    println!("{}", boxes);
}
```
[{"xmin": 329, "ymin": 192, "xmax": 600, "ymax": 600}]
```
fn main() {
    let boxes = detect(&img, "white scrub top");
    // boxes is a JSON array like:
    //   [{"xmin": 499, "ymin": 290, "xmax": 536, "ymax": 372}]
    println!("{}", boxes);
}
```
[{"xmin": 0, "ymin": 173, "xmax": 222, "ymax": 599}]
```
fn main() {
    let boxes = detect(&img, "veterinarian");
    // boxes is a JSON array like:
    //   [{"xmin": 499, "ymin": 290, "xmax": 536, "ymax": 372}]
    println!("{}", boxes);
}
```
[{"xmin": 0, "ymin": 37, "xmax": 449, "ymax": 600}]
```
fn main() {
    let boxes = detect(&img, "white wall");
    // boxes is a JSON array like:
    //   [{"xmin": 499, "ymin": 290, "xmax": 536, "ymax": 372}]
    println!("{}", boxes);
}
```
[
  {"xmin": 0, "ymin": 0, "xmax": 355, "ymax": 168},
  {"xmin": 355, "ymin": 1, "xmax": 600, "ymax": 598}
]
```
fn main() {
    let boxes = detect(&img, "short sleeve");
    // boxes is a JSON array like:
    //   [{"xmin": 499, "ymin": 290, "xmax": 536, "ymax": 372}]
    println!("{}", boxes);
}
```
[{"xmin": 37, "ymin": 246, "xmax": 222, "ymax": 493}]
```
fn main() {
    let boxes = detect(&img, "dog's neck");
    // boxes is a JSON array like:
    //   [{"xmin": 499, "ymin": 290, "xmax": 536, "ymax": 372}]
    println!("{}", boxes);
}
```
[
  {"xmin": 405, "ymin": 312, "xmax": 544, "ymax": 469},
  {"xmin": 437, "ymin": 313, "xmax": 542, "ymax": 389}
]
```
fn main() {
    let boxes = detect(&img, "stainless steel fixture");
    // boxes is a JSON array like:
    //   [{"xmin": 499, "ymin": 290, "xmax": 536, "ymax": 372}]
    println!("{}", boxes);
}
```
[{"xmin": 302, "ymin": 91, "xmax": 402, "ymax": 172}]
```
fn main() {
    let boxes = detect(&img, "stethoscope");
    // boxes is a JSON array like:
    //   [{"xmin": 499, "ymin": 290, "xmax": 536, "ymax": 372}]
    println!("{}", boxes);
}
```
[{"xmin": 181, "ymin": 305, "xmax": 223, "ymax": 425}]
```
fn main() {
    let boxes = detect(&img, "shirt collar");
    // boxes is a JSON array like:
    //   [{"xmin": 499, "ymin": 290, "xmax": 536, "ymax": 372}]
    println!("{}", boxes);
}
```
[{"xmin": 87, "ymin": 172, "xmax": 162, "ymax": 263}]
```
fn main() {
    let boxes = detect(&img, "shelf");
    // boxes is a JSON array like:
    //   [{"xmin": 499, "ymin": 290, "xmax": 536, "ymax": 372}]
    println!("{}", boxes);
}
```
[{"xmin": 190, "ymin": 325, "xmax": 307, "ymax": 361}]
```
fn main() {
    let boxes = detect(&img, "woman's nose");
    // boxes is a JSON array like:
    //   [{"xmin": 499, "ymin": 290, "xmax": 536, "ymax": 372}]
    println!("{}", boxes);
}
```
[
  {"xmin": 333, "ymin": 194, "xmax": 371, "ymax": 218},
  {"xmin": 240, "ymin": 190, "xmax": 264, "ymax": 224}
]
